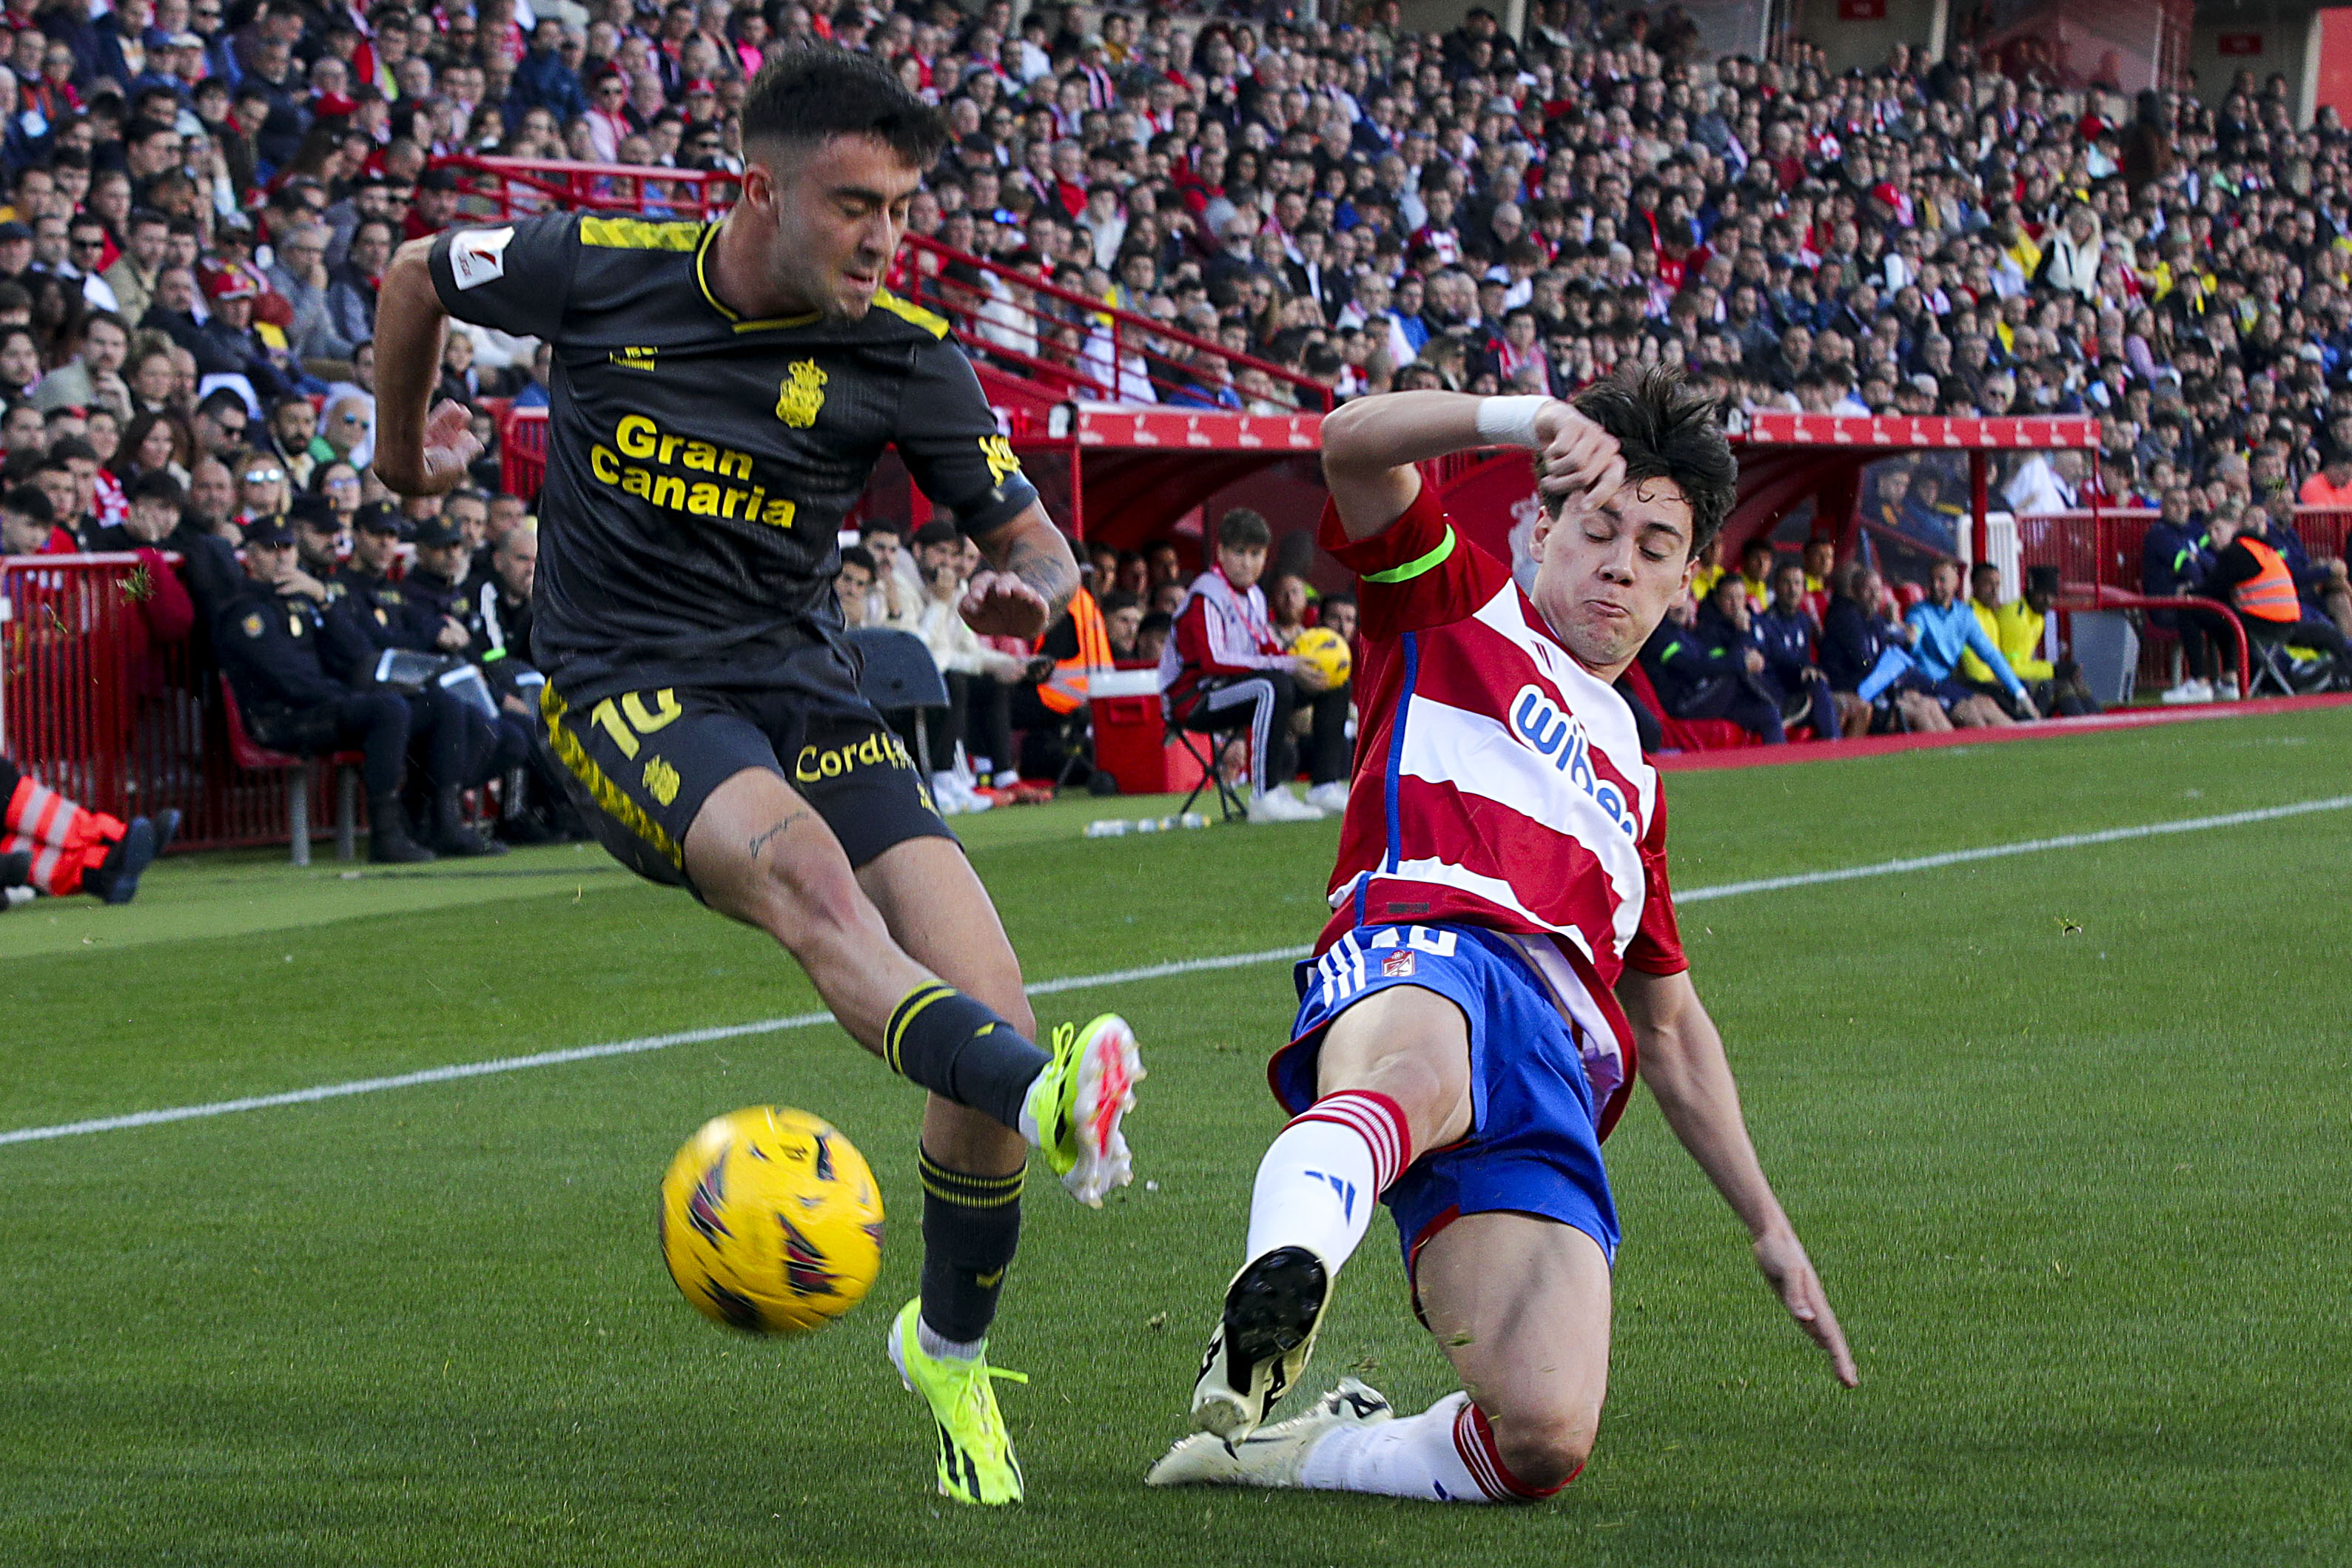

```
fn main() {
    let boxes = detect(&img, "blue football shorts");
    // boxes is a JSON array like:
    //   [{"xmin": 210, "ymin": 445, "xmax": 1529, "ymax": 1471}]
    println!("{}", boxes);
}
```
[{"xmin": 1271, "ymin": 922, "xmax": 1621, "ymax": 1302}]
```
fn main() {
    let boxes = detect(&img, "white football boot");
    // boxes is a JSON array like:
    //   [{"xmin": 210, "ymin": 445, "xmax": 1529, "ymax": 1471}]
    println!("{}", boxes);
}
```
[{"xmin": 1148, "ymin": 1377, "xmax": 1393, "ymax": 1489}]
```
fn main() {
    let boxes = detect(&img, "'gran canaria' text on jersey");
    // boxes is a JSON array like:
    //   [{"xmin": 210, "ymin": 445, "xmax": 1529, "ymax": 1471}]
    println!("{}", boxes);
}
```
[{"xmin": 430, "ymin": 214, "xmax": 1038, "ymax": 707}]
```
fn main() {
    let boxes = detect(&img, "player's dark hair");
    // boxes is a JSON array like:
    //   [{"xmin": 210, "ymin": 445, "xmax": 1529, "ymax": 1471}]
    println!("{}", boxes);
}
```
[
  {"xmin": 740, "ymin": 49, "xmax": 950, "ymax": 168},
  {"xmin": 1568, "ymin": 364, "xmax": 1737, "ymax": 559},
  {"xmin": 1216, "ymin": 508, "xmax": 1271, "ymax": 549},
  {"xmin": 838, "ymin": 544, "xmax": 876, "ymax": 573}
]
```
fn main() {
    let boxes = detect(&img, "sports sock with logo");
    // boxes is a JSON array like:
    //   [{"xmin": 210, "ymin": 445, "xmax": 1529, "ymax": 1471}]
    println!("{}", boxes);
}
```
[
  {"xmin": 1242, "ymin": 1090, "xmax": 1412, "ymax": 1271},
  {"xmin": 882, "ymin": 982, "xmax": 1052, "ymax": 1134},
  {"xmin": 916, "ymin": 1144, "xmax": 1023, "ymax": 1353},
  {"xmin": 1297, "ymin": 1393, "xmax": 1572, "ymax": 1503}
]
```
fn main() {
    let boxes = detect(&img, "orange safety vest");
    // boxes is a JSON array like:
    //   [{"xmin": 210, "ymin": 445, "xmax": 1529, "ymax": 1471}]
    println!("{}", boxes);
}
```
[
  {"xmin": 2233, "ymin": 537, "xmax": 2301, "ymax": 623},
  {"xmin": 1038, "ymin": 588, "xmax": 1113, "ymax": 713}
]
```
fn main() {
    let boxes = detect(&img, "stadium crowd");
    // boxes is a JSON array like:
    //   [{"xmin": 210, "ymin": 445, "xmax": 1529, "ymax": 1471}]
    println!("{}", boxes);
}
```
[{"xmin": 8, "ymin": 0, "xmax": 2352, "ymax": 851}]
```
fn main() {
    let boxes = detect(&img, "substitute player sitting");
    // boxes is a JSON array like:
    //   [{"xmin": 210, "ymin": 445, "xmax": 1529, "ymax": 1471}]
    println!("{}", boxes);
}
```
[
  {"xmin": 1149, "ymin": 367, "xmax": 1855, "ymax": 1503},
  {"xmin": 369, "ymin": 51, "xmax": 1140, "ymax": 1507}
]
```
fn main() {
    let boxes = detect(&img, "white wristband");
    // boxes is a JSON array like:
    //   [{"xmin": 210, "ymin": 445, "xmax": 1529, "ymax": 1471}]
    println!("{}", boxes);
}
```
[{"xmin": 1474, "ymin": 394, "xmax": 1550, "ymax": 450}]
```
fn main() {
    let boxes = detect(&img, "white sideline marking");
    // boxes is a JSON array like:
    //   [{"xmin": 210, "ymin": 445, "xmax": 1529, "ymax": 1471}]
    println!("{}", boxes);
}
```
[
  {"xmin": 1676, "ymin": 794, "xmax": 2352, "ymax": 904},
  {"xmin": 7, "ymin": 795, "xmax": 2349, "ymax": 1149}
]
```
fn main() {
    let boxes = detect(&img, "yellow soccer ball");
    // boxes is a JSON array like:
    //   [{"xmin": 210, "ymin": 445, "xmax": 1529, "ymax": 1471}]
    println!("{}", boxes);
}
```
[
  {"xmin": 658, "ymin": 1106, "xmax": 884, "ymax": 1336},
  {"xmin": 1292, "ymin": 625, "xmax": 1353, "ymax": 687}
]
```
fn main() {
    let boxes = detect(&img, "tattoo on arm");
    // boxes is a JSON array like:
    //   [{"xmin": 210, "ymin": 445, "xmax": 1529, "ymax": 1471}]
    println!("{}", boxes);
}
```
[
  {"xmin": 1006, "ymin": 527, "xmax": 1078, "ymax": 625},
  {"xmin": 746, "ymin": 810, "xmax": 810, "ymax": 860}
]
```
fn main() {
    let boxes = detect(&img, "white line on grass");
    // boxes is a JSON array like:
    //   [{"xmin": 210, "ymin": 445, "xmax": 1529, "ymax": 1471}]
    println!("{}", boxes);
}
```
[{"xmin": 7, "ymin": 795, "xmax": 2348, "ymax": 1148}]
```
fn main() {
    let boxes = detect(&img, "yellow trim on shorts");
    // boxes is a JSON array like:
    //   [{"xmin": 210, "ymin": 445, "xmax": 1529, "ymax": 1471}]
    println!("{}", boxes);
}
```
[{"xmin": 540, "ymin": 682, "xmax": 686, "ymax": 869}]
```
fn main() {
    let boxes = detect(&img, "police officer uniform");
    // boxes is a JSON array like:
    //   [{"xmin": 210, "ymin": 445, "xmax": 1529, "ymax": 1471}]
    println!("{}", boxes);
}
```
[{"xmin": 214, "ymin": 520, "xmax": 433, "ymax": 863}]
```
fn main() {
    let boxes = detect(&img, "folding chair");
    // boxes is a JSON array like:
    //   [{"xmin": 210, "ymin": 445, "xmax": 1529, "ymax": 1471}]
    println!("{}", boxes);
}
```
[
  {"xmin": 847, "ymin": 627, "xmax": 950, "ymax": 775},
  {"xmin": 1166, "ymin": 701, "xmax": 1249, "ymax": 824}
]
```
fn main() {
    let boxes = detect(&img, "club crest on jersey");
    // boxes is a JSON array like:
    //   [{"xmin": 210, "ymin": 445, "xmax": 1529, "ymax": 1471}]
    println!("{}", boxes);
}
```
[
  {"xmin": 1509, "ymin": 684, "xmax": 1636, "ymax": 839},
  {"xmin": 775, "ymin": 360, "xmax": 827, "ymax": 428}
]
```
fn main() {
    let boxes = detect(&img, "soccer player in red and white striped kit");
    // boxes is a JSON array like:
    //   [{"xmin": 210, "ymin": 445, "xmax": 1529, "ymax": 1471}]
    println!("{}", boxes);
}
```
[{"xmin": 1150, "ymin": 367, "xmax": 1855, "ymax": 1504}]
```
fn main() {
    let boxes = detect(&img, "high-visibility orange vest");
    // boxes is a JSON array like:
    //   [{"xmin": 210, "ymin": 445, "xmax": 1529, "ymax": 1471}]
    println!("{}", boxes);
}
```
[
  {"xmin": 1038, "ymin": 588, "xmax": 1112, "ymax": 713},
  {"xmin": 2233, "ymin": 537, "xmax": 2301, "ymax": 622}
]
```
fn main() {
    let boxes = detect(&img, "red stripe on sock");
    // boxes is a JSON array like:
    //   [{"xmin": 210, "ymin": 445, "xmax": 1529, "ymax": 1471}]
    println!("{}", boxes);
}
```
[
  {"xmin": 1454, "ymin": 1402, "xmax": 1571, "ymax": 1502},
  {"xmin": 1291, "ymin": 1089, "xmax": 1413, "ymax": 1192}
]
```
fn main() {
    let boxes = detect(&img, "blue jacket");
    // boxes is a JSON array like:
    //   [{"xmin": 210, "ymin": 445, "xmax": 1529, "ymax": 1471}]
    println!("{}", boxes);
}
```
[
  {"xmin": 509, "ymin": 47, "xmax": 589, "ymax": 124},
  {"xmin": 1906, "ymin": 598, "xmax": 2023, "ymax": 698},
  {"xmin": 2141, "ymin": 518, "xmax": 2210, "ymax": 597},
  {"xmin": 1751, "ymin": 604, "xmax": 1821, "ymax": 687}
]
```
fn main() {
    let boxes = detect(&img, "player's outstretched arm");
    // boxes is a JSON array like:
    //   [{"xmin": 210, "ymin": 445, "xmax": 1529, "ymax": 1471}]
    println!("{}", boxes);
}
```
[
  {"xmin": 1617, "ymin": 966, "xmax": 1860, "ymax": 1387},
  {"xmin": 962, "ymin": 503, "xmax": 1078, "ymax": 641},
  {"xmin": 371, "ymin": 239, "xmax": 486, "ymax": 497},
  {"xmin": 1319, "ymin": 391, "xmax": 1627, "ymax": 543}
]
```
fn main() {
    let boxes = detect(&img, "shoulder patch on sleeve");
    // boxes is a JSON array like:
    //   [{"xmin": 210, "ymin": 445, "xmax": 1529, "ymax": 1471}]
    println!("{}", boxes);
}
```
[
  {"xmin": 448, "ymin": 226, "xmax": 518, "ymax": 290},
  {"xmin": 579, "ymin": 217, "xmax": 705, "ymax": 251},
  {"xmin": 241, "ymin": 610, "xmax": 264, "ymax": 638},
  {"xmin": 870, "ymin": 287, "xmax": 950, "ymax": 339}
]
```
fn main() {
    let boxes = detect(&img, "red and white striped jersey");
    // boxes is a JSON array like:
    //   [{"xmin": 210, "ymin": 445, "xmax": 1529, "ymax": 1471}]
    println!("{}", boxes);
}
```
[{"xmin": 1312, "ymin": 483, "xmax": 1688, "ymax": 1134}]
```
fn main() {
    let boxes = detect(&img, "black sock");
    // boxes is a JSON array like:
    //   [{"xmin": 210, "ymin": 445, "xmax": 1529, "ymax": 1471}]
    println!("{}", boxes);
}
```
[
  {"xmin": 884, "ymin": 983, "xmax": 1052, "ymax": 1134},
  {"xmin": 918, "ymin": 1145, "xmax": 1024, "ymax": 1345}
]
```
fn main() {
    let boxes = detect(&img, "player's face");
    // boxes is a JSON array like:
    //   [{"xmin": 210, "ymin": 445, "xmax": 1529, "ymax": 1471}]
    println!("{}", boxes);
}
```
[
  {"xmin": 749, "ymin": 133, "xmax": 925, "ymax": 320},
  {"xmin": 1216, "ymin": 542, "xmax": 1266, "ymax": 589},
  {"xmin": 1531, "ymin": 477, "xmax": 1696, "ymax": 676}
]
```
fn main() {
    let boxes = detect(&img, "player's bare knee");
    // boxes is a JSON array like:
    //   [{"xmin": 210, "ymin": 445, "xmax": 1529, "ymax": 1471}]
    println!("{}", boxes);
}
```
[
  {"xmin": 1486, "ymin": 1407, "xmax": 1596, "ymax": 1493},
  {"xmin": 754, "ymin": 847, "xmax": 881, "ymax": 963}
]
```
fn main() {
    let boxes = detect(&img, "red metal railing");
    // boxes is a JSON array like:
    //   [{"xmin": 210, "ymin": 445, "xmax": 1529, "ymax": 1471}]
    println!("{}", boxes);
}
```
[
  {"xmin": 3, "ymin": 556, "xmax": 350, "ymax": 851},
  {"xmin": 888, "ymin": 232, "xmax": 1334, "ymax": 414},
  {"xmin": 435, "ymin": 152, "xmax": 742, "ymax": 222}
]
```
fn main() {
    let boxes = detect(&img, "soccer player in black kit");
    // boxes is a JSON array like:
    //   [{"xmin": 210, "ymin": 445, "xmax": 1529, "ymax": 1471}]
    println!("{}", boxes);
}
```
[{"xmin": 369, "ymin": 51, "xmax": 1141, "ymax": 1507}]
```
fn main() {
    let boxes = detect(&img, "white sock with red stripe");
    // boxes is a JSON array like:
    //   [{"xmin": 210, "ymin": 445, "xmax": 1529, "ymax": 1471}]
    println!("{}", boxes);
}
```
[
  {"xmin": 1297, "ymin": 1392, "xmax": 1569, "ymax": 1503},
  {"xmin": 1242, "ymin": 1090, "xmax": 1411, "ymax": 1272}
]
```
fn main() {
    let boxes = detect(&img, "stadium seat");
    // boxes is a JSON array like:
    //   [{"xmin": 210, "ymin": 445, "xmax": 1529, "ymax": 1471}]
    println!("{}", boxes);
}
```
[
  {"xmin": 218, "ymin": 677, "xmax": 363, "ymax": 867},
  {"xmin": 847, "ymin": 627, "xmax": 951, "ymax": 777}
]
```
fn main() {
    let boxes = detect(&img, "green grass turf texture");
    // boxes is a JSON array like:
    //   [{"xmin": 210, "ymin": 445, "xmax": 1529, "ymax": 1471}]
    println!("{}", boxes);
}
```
[{"xmin": 4, "ymin": 708, "xmax": 2348, "ymax": 1567}]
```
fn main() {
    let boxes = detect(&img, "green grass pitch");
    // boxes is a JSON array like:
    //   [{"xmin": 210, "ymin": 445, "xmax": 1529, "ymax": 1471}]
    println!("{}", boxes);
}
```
[{"xmin": 4, "ymin": 708, "xmax": 2350, "ymax": 1566}]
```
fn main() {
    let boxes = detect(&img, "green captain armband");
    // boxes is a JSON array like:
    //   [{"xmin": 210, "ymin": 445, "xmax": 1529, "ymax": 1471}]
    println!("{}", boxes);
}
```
[{"xmin": 1362, "ymin": 524, "xmax": 1456, "ymax": 585}]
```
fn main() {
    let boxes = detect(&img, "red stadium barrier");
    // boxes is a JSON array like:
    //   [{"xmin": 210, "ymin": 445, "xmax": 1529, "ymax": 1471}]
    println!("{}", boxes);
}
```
[
  {"xmin": 501, "ymin": 403, "xmax": 549, "ymax": 499},
  {"xmin": 887, "ymin": 232, "xmax": 1335, "ymax": 415},
  {"xmin": 1, "ymin": 555, "xmax": 355, "ymax": 852},
  {"xmin": 434, "ymin": 153, "xmax": 742, "ymax": 222}
]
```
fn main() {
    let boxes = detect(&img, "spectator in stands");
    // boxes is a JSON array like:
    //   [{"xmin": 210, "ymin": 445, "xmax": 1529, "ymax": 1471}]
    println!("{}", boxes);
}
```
[
  {"xmin": 1754, "ymin": 560, "xmax": 1858, "ymax": 738},
  {"xmin": 1135, "ymin": 610, "xmax": 1172, "ymax": 667},
  {"xmin": 0, "ymin": 482, "xmax": 72, "ymax": 555},
  {"xmin": 835, "ymin": 545, "xmax": 876, "ymax": 630},
  {"xmin": 1643, "ymin": 573, "xmax": 1791, "ymax": 744},
  {"xmin": 913, "ymin": 518, "xmax": 1030, "ymax": 809},
  {"xmin": 1905, "ymin": 559, "xmax": 2037, "ymax": 727},
  {"xmin": 1160, "ymin": 507, "xmax": 1343, "ymax": 821},
  {"xmin": 1100, "ymin": 590, "xmax": 1143, "ymax": 662},
  {"xmin": 857, "ymin": 519, "xmax": 922, "ymax": 631},
  {"xmin": 215, "ymin": 518, "xmax": 434, "ymax": 864},
  {"xmin": 1821, "ymin": 564, "xmax": 1952, "ymax": 734},
  {"xmin": 2203, "ymin": 510, "xmax": 2352, "ymax": 690}
]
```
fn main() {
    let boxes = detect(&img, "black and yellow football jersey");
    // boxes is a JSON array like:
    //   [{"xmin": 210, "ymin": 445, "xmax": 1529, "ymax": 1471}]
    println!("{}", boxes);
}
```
[{"xmin": 429, "ymin": 213, "xmax": 1038, "ymax": 707}]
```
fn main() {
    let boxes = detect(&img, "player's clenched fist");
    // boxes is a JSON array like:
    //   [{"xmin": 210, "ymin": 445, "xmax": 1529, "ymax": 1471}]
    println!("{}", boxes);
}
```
[{"xmin": 1530, "ymin": 399, "xmax": 1627, "ymax": 511}]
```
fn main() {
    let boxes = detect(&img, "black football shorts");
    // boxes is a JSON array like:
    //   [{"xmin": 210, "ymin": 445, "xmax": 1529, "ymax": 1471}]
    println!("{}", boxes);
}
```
[{"xmin": 536, "ymin": 644, "xmax": 951, "ymax": 893}]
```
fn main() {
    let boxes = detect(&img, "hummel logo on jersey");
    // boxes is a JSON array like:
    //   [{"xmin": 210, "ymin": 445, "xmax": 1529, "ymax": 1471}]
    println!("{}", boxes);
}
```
[
  {"xmin": 1510, "ymin": 684, "xmax": 1639, "ymax": 839},
  {"xmin": 1303, "ymin": 1169, "xmax": 1357, "ymax": 1221}
]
